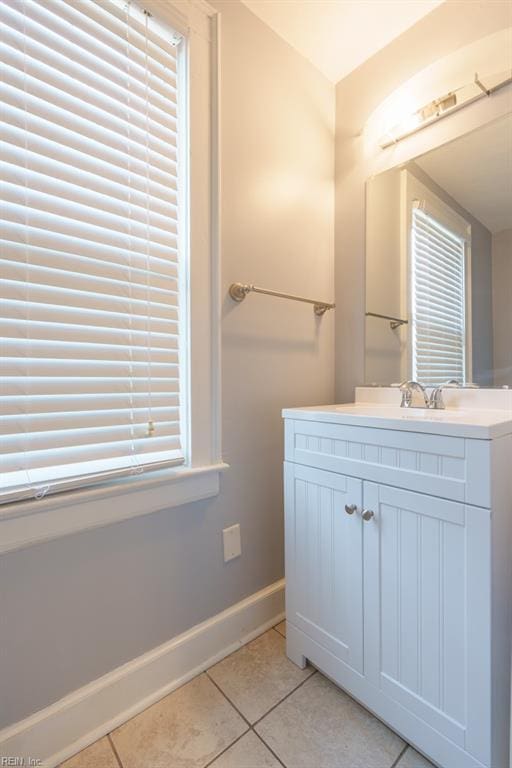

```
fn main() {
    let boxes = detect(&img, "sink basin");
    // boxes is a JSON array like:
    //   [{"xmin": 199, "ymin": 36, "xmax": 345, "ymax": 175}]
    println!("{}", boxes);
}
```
[{"xmin": 335, "ymin": 404, "xmax": 472, "ymax": 421}]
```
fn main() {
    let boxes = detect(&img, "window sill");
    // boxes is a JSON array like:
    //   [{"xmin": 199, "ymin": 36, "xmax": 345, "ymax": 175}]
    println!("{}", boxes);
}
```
[{"xmin": 0, "ymin": 462, "xmax": 229, "ymax": 555}]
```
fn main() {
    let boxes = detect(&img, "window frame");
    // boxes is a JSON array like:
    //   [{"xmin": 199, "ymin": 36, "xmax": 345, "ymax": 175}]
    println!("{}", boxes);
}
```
[
  {"xmin": 0, "ymin": 0, "xmax": 224, "ymax": 554},
  {"xmin": 400, "ymin": 169, "xmax": 472, "ymax": 385}
]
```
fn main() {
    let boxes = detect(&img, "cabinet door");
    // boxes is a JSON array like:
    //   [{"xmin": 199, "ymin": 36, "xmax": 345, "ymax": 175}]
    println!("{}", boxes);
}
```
[
  {"xmin": 363, "ymin": 482, "xmax": 491, "ymax": 765},
  {"xmin": 284, "ymin": 461, "xmax": 364, "ymax": 673}
]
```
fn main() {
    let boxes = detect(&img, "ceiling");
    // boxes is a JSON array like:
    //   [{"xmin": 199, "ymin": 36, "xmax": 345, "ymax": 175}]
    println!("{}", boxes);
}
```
[
  {"xmin": 416, "ymin": 114, "xmax": 512, "ymax": 234},
  {"xmin": 241, "ymin": 0, "xmax": 444, "ymax": 83}
]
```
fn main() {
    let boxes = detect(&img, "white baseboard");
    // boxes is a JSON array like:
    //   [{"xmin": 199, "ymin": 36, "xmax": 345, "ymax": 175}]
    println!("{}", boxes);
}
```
[{"xmin": 0, "ymin": 579, "xmax": 285, "ymax": 767}]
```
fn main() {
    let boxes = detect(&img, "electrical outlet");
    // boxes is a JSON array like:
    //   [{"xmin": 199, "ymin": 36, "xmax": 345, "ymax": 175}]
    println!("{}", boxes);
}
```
[{"xmin": 223, "ymin": 524, "xmax": 241, "ymax": 562}]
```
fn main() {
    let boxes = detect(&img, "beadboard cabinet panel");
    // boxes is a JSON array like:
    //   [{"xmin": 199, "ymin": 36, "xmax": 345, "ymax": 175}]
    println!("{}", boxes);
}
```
[
  {"xmin": 284, "ymin": 462, "xmax": 364, "ymax": 673},
  {"xmin": 363, "ymin": 482, "xmax": 490, "ymax": 762}
]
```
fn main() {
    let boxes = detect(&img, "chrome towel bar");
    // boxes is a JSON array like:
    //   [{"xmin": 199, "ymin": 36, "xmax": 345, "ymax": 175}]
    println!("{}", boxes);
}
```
[
  {"xmin": 366, "ymin": 311, "xmax": 408, "ymax": 330},
  {"xmin": 229, "ymin": 282, "xmax": 335, "ymax": 316}
]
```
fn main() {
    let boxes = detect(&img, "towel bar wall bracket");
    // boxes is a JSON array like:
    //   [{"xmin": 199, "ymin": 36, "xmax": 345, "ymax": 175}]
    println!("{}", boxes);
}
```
[
  {"xmin": 366, "ymin": 311, "xmax": 408, "ymax": 330},
  {"xmin": 229, "ymin": 282, "xmax": 335, "ymax": 316}
]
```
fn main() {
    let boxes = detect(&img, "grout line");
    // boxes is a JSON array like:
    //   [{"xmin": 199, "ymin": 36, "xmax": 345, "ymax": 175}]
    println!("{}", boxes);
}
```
[
  {"xmin": 207, "ymin": 625, "xmax": 278, "ymax": 673},
  {"xmin": 207, "ymin": 659, "xmax": 316, "ymax": 733},
  {"xmin": 206, "ymin": 659, "xmax": 318, "ymax": 766},
  {"xmin": 205, "ymin": 670, "xmax": 252, "ymax": 728},
  {"xmin": 251, "ymin": 668, "xmax": 317, "ymax": 729},
  {"xmin": 202, "ymin": 728, "xmax": 250, "ymax": 768},
  {"xmin": 390, "ymin": 743, "xmax": 409, "ymax": 768},
  {"xmin": 252, "ymin": 728, "xmax": 287, "ymax": 768},
  {"xmin": 107, "ymin": 733, "xmax": 124, "ymax": 768}
]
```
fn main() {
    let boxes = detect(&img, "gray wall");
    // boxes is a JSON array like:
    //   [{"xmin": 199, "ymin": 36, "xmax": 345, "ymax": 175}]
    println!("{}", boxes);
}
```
[
  {"xmin": 492, "ymin": 229, "xmax": 512, "ymax": 386},
  {"xmin": 0, "ymin": 0, "xmax": 335, "ymax": 729},
  {"xmin": 470, "ymin": 223, "xmax": 494, "ymax": 385},
  {"xmin": 365, "ymin": 167, "xmax": 403, "ymax": 385},
  {"xmin": 334, "ymin": 0, "xmax": 511, "ymax": 401}
]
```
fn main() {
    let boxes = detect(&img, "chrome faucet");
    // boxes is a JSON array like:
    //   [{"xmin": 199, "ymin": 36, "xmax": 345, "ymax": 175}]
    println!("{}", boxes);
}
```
[
  {"xmin": 428, "ymin": 379, "xmax": 462, "ymax": 410},
  {"xmin": 399, "ymin": 380, "xmax": 430, "ymax": 409},
  {"xmin": 400, "ymin": 379, "xmax": 462, "ymax": 410}
]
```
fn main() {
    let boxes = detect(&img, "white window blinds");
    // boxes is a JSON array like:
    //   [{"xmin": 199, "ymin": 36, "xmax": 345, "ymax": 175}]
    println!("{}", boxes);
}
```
[
  {"xmin": 411, "ymin": 206, "xmax": 467, "ymax": 386},
  {"xmin": 0, "ymin": 0, "xmax": 186, "ymax": 504}
]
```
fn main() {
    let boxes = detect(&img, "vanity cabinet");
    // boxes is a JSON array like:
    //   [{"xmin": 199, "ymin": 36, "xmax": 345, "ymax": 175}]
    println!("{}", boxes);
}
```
[{"xmin": 283, "ymin": 410, "xmax": 512, "ymax": 768}]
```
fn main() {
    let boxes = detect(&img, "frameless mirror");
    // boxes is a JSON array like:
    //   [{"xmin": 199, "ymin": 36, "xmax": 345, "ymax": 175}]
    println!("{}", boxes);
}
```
[{"xmin": 365, "ymin": 113, "xmax": 512, "ymax": 388}]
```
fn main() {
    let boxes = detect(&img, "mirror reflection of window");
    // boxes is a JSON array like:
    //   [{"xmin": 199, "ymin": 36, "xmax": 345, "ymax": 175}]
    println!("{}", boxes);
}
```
[{"xmin": 410, "ymin": 200, "xmax": 470, "ymax": 387}]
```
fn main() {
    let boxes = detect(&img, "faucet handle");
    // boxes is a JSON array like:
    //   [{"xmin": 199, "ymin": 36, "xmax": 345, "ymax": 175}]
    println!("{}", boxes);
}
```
[
  {"xmin": 399, "ymin": 380, "xmax": 413, "ymax": 408},
  {"xmin": 429, "ymin": 387, "xmax": 445, "ymax": 410},
  {"xmin": 400, "ymin": 388, "xmax": 412, "ymax": 408}
]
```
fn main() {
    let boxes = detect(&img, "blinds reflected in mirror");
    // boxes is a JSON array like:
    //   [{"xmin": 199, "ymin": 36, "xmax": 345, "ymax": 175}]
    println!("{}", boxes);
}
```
[
  {"xmin": 0, "ymin": 0, "xmax": 186, "ymax": 503},
  {"xmin": 411, "ymin": 207, "xmax": 467, "ymax": 387}
]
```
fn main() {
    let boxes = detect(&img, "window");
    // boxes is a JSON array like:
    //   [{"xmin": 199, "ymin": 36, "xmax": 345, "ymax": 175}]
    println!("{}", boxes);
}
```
[
  {"xmin": 411, "ymin": 207, "xmax": 468, "ymax": 386},
  {"xmin": 401, "ymin": 170, "xmax": 471, "ymax": 387},
  {"xmin": 0, "ymin": 0, "xmax": 221, "ymax": 525}
]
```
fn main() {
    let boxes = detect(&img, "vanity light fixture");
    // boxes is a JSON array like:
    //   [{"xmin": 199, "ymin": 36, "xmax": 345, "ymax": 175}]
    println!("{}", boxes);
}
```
[{"xmin": 380, "ymin": 69, "xmax": 512, "ymax": 148}]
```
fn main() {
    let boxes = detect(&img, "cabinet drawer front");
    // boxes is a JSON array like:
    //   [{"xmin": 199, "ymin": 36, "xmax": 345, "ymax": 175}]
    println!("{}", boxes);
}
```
[
  {"xmin": 284, "ymin": 462, "xmax": 364, "ymax": 673},
  {"xmin": 285, "ymin": 419, "xmax": 490, "ymax": 506}
]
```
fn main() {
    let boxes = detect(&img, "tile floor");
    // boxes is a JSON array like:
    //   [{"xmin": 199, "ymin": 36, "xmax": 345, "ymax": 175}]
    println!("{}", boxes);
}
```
[{"xmin": 61, "ymin": 623, "xmax": 436, "ymax": 768}]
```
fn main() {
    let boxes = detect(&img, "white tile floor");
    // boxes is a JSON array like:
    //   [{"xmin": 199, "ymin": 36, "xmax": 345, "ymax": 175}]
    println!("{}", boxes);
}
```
[{"xmin": 61, "ymin": 624, "xmax": 436, "ymax": 768}]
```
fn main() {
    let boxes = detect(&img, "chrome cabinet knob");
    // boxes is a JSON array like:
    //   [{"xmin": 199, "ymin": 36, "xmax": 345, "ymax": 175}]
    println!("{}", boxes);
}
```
[
  {"xmin": 361, "ymin": 509, "xmax": 374, "ymax": 521},
  {"xmin": 344, "ymin": 503, "xmax": 357, "ymax": 515}
]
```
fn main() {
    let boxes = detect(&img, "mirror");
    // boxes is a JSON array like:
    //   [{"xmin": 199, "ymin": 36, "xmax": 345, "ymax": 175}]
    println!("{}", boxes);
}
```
[{"xmin": 365, "ymin": 113, "xmax": 512, "ymax": 388}]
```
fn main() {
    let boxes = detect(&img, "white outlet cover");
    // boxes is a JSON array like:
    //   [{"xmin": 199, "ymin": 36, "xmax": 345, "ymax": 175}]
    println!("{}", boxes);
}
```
[{"xmin": 223, "ymin": 524, "xmax": 241, "ymax": 562}]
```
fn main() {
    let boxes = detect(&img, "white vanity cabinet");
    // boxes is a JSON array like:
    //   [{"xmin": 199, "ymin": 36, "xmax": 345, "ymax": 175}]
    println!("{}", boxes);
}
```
[{"xmin": 283, "ymin": 407, "xmax": 512, "ymax": 768}]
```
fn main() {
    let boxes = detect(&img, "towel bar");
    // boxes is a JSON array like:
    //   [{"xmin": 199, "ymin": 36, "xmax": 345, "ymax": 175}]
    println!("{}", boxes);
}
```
[{"xmin": 229, "ymin": 282, "xmax": 335, "ymax": 316}]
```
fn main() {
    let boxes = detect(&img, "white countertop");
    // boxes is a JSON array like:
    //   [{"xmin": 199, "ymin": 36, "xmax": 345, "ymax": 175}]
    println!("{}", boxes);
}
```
[{"xmin": 282, "ymin": 403, "xmax": 512, "ymax": 440}]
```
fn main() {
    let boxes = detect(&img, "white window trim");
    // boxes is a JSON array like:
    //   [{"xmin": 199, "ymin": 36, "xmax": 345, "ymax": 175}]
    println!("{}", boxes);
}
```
[
  {"xmin": 0, "ymin": 0, "xmax": 224, "ymax": 554},
  {"xmin": 399, "ymin": 169, "xmax": 473, "ymax": 384}
]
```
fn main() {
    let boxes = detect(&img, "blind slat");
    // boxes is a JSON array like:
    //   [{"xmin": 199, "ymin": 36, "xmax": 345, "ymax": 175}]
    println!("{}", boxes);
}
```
[
  {"xmin": 1, "ymin": 337, "xmax": 178, "ymax": 362},
  {"xmin": 1, "ymin": 406, "xmax": 180, "ymax": 435},
  {"xmin": 1, "ymin": 377, "xmax": 180, "ymax": 397},
  {"xmin": 0, "ymin": 392, "xmax": 180, "ymax": 417},
  {"xmin": 0, "ymin": 317, "xmax": 179, "ymax": 348}
]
